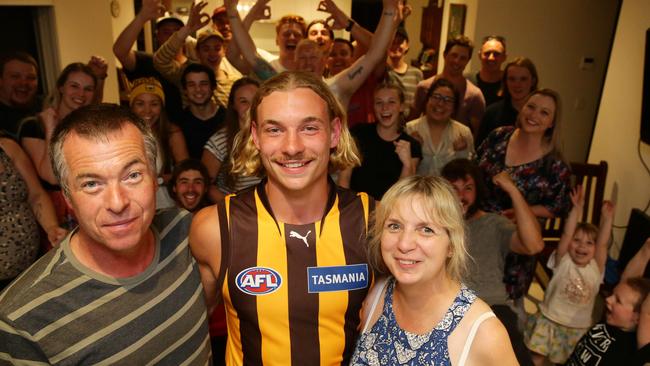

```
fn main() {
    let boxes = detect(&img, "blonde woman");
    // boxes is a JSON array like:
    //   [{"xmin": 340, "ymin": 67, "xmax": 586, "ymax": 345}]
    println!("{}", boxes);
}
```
[{"xmin": 351, "ymin": 176, "xmax": 517, "ymax": 366}]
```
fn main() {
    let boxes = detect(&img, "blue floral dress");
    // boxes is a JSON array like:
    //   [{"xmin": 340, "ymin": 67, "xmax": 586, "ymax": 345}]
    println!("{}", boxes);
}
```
[
  {"xmin": 476, "ymin": 126, "xmax": 571, "ymax": 299},
  {"xmin": 350, "ymin": 279, "xmax": 477, "ymax": 366}
]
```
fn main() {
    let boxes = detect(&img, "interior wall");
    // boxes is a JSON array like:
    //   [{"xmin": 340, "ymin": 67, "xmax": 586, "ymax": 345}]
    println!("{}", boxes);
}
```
[
  {"xmin": 0, "ymin": 0, "xmax": 121, "ymax": 103},
  {"xmin": 588, "ymin": 0, "xmax": 650, "ymax": 254},
  {"xmin": 471, "ymin": 0, "xmax": 619, "ymax": 164}
]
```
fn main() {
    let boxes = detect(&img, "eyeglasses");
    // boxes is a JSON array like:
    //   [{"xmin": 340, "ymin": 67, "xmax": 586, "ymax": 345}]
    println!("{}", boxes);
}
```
[{"xmin": 430, "ymin": 93, "xmax": 456, "ymax": 105}]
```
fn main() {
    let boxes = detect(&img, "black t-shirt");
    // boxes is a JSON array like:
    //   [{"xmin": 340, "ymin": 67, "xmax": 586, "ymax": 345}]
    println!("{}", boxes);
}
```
[
  {"xmin": 475, "ymin": 98, "xmax": 518, "ymax": 148},
  {"xmin": 0, "ymin": 97, "xmax": 42, "ymax": 141},
  {"xmin": 123, "ymin": 51, "xmax": 184, "ymax": 122},
  {"xmin": 475, "ymin": 72, "xmax": 502, "ymax": 107},
  {"xmin": 175, "ymin": 107, "xmax": 226, "ymax": 159},
  {"xmin": 566, "ymin": 323, "xmax": 650, "ymax": 366},
  {"xmin": 350, "ymin": 123, "xmax": 422, "ymax": 200}
]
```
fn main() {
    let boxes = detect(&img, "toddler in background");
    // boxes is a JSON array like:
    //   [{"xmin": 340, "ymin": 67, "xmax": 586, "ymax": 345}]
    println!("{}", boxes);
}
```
[
  {"xmin": 565, "ymin": 277, "xmax": 650, "ymax": 365},
  {"xmin": 525, "ymin": 186, "xmax": 614, "ymax": 365}
]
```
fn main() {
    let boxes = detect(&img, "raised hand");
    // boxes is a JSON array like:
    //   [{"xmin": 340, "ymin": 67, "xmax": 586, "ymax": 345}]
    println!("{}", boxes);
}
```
[
  {"xmin": 317, "ymin": 0, "xmax": 349, "ymax": 30},
  {"xmin": 87, "ymin": 55, "xmax": 108, "ymax": 79},
  {"xmin": 186, "ymin": 1, "xmax": 211, "ymax": 33},
  {"xmin": 139, "ymin": 0, "xmax": 166, "ymax": 21},
  {"xmin": 393, "ymin": 139, "xmax": 412, "ymax": 165},
  {"xmin": 492, "ymin": 170, "xmax": 517, "ymax": 194},
  {"xmin": 452, "ymin": 135, "xmax": 468, "ymax": 151},
  {"xmin": 601, "ymin": 200, "xmax": 615, "ymax": 220},
  {"xmin": 246, "ymin": 0, "xmax": 272, "ymax": 22},
  {"xmin": 569, "ymin": 185, "xmax": 585, "ymax": 210}
]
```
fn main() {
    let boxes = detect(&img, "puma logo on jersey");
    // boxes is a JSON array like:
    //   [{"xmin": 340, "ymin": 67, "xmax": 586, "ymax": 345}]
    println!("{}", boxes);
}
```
[{"xmin": 289, "ymin": 230, "xmax": 311, "ymax": 247}]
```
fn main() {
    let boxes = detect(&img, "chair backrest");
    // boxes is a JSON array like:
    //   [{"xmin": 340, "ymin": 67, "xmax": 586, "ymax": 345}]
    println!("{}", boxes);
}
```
[{"xmin": 542, "ymin": 160, "xmax": 608, "ymax": 241}]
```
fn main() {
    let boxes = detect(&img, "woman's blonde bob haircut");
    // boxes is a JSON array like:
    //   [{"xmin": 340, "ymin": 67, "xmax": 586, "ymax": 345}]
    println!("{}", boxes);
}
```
[
  {"xmin": 230, "ymin": 71, "xmax": 360, "ymax": 176},
  {"xmin": 368, "ymin": 175, "xmax": 469, "ymax": 282}
]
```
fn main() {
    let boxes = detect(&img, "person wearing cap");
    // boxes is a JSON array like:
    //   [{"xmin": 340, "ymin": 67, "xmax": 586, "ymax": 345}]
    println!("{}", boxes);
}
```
[
  {"xmin": 224, "ymin": 0, "xmax": 406, "ymax": 109},
  {"xmin": 211, "ymin": 3, "xmax": 278, "ymax": 75},
  {"xmin": 386, "ymin": 27, "xmax": 423, "ymax": 116},
  {"xmin": 129, "ymin": 77, "xmax": 189, "ymax": 209},
  {"xmin": 113, "ymin": 0, "xmax": 188, "ymax": 119},
  {"xmin": 154, "ymin": 1, "xmax": 238, "ymax": 108}
]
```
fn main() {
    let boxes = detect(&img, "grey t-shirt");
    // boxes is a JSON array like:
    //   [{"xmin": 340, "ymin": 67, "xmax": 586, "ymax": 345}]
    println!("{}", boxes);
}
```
[{"xmin": 466, "ymin": 212, "xmax": 514, "ymax": 305}]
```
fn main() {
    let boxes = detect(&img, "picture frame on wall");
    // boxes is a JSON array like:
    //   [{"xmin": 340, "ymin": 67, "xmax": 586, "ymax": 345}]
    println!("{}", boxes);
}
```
[{"xmin": 448, "ymin": 4, "xmax": 467, "ymax": 37}]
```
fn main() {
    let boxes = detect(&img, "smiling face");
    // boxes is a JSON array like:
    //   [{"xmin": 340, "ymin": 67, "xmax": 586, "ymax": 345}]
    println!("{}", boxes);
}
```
[
  {"xmin": 307, "ymin": 22, "xmax": 332, "ymax": 53},
  {"xmin": 449, "ymin": 175, "xmax": 477, "ymax": 217},
  {"xmin": 506, "ymin": 65, "xmax": 534, "ymax": 103},
  {"xmin": 327, "ymin": 41, "xmax": 353, "ymax": 76},
  {"xmin": 59, "ymin": 71, "xmax": 95, "ymax": 114},
  {"xmin": 156, "ymin": 21, "xmax": 182, "ymax": 47},
  {"xmin": 443, "ymin": 45, "xmax": 471, "ymax": 77},
  {"xmin": 184, "ymin": 71, "xmax": 213, "ymax": 106},
  {"xmin": 131, "ymin": 93, "xmax": 162, "ymax": 127},
  {"xmin": 373, "ymin": 87, "xmax": 403, "ymax": 130},
  {"xmin": 173, "ymin": 169, "xmax": 207, "ymax": 211},
  {"xmin": 277, "ymin": 23, "xmax": 304, "ymax": 59},
  {"xmin": 380, "ymin": 195, "xmax": 451, "ymax": 286},
  {"xmin": 197, "ymin": 37, "xmax": 225, "ymax": 70},
  {"xmin": 63, "ymin": 124, "xmax": 156, "ymax": 255},
  {"xmin": 295, "ymin": 43, "xmax": 326, "ymax": 76},
  {"xmin": 605, "ymin": 282, "xmax": 642, "ymax": 331},
  {"xmin": 426, "ymin": 86, "xmax": 456, "ymax": 123},
  {"xmin": 233, "ymin": 83, "xmax": 258, "ymax": 127},
  {"xmin": 212, "ymin": 12, "xmax": 232, "ymax": 41},
  {"xmin": 518, "ymin": 93, "xmax": 555, "ymax": 136},
  {"xmin": 567, "ymin": 229, "xmax": 597, "ymax": 266},
  {"xmin": 388, "ymin": 37, "xmax": 409, "ymax": 63},
  {"xmin": 479, "ymin": 39, "xmax": 506, "ymax": 73},
  {"xmin": 251, "ymin": 88, "xmax": 340, "ymax": 194},
  {"xmin": 0, "ymin": 59, "xmax": 38, "ymax": 107}
]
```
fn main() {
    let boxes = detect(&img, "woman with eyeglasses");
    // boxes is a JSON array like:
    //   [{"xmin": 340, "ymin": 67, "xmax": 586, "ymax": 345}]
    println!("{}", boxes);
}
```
[{"xmin": 405, "ymin": 78, "xmax": 474, "ymax": 176}]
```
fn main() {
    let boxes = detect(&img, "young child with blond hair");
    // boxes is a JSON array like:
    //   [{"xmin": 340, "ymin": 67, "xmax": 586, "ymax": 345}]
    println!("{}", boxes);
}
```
[{"xmin": 525, "ymin": 186, "xmax": 614, "ymax": 365}]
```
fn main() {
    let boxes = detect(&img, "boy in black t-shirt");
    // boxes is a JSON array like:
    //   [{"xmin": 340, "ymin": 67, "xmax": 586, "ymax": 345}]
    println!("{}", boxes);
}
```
[{"xmin": 566, "ymin": 277, "xmax": 650, "ymax": 366}]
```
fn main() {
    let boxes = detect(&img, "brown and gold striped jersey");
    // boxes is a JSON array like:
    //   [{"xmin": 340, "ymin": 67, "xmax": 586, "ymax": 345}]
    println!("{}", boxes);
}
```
[{"xmin": 217, "ymin": 181, "xmax": 375, "ymax": 365}]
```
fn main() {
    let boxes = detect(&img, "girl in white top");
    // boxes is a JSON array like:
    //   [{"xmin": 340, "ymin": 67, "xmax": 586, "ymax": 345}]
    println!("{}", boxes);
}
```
[
  {"xmin": 350, "ymin": 176, "xmax": 517, "ymax": 366},
  {"xmin": 525, "ymin": 186, "xmax": 615, "ymax": 365}
]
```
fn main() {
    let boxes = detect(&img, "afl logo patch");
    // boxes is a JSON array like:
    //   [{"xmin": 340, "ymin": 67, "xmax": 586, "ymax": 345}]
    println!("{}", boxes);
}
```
[{"xmin": 236, "ymin": 267, "xmax": 282, "ymax": 295}]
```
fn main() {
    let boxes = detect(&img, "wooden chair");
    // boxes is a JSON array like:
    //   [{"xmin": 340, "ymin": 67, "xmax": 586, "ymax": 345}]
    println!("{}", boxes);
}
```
[{"xmin": 535, "ymin": 160, "xmax": 608, "ymax": 288}]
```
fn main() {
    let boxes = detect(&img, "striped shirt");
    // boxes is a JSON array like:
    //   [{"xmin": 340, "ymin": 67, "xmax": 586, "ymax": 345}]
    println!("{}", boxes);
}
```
[
  {"xmin": 218, "ymin": 181, "xmax": 374, "ymax": 365},
  {"xmin": 203, "ymin": 127, "xmax": 262, "ymax": 195},
  {"xmin": 0, "ymin": 208, "xmax": 211, "ymax": 365}
]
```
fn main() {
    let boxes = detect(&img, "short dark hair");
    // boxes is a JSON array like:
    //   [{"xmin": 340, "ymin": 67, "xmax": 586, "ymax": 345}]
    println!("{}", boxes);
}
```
[
  {"xmin": 394, "ymin": 27, "xmax": 409, "ymax": 43},
  {"xmin": 0, "ymin": 51, "xmax": 38, "ymax": 75},
  {"xmin": 441, "ymin": 158, "xmax": 487, "ymax": 217},
  {"xmin": 181, "ymin": 63, "xmax": 217, "ymax": 90},
  {"xmin": 307, "ymin": 19, "xmax": 334, "ymax": 40},
  {"xmin": 481, "ymin": 35, "xmax": 506, "ymax": 53},
  {"xmin": 425, "ymin": 78, "xmax": 460, "ymax": 110},
  {"xmin": 50, "ymin": 104, "xmax": 158, "ymax": 198},
  {"xmin": 333, "ymin": 38, "xmax": 354, "ymax": 54},
  {"xmin": 167, "ymin": 158, "xmax": 210, "ymax": 199},
  {"xmin": 443, "ymin": 35, "xmax": 473, "ymax": 57}
]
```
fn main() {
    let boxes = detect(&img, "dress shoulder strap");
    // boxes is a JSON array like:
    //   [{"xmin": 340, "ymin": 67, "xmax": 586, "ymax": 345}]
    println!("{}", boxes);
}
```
[
  {"xmin": 457, "ymin": 311, "xmax": 496, "ymax": 366},
  {"xmin": 361, "ymin": 277, "xmax": 390, "ymax": 333}
]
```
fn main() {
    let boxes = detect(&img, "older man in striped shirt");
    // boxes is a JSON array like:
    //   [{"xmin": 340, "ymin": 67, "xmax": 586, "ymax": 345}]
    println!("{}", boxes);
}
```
[{"xmin": 0, "ymin": 104, "xmax": 211, "ymax": 365}]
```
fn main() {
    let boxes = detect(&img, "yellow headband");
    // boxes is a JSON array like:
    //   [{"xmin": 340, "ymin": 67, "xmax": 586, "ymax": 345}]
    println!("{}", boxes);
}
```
[{"xmin": 129, "ymin": 77, "xmax": 165, "ymax": 106}]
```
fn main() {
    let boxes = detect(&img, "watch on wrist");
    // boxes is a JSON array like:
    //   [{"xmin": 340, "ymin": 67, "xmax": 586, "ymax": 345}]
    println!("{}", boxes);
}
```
[{"xmin": 345, "ymin": 19, "xmax": 355, "ymax": 32}]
